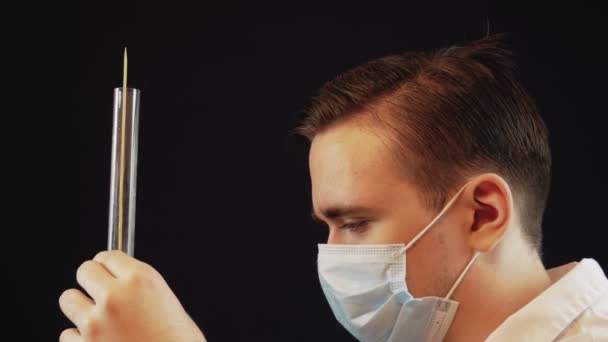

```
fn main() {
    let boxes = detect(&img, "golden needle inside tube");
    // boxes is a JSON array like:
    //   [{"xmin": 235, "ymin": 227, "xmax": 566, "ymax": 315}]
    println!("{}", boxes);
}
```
[{"xmin": 118, "ymin": 48, "xmax": 128, "ymax": 251}]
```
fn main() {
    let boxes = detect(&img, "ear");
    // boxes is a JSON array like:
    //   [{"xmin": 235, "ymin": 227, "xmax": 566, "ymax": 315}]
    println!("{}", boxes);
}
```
[{"xmin": 462, "ymin": 174, "xmax": 513, "ymax": 252}]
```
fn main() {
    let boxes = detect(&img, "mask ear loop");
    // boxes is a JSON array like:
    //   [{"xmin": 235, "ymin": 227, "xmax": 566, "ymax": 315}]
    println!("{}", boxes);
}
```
[
  {"xmin": 445, "ymin": 251, "xmax": 481, "ymax": 299},
  {"xmin": 392, "ymin": 181, "xmax": 472, "ymax": 258}
]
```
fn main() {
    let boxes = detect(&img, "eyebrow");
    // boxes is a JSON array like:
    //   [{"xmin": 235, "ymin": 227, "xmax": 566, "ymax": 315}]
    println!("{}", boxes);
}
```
[{"xmin": 311, "ymin": 205, "xmax": 373, "ymax": 222}]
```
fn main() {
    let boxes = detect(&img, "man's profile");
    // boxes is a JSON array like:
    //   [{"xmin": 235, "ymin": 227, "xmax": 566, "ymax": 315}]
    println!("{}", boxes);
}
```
[{"xmin": 58, "ymin": 34, "xmax": 608, "ymax": 341}]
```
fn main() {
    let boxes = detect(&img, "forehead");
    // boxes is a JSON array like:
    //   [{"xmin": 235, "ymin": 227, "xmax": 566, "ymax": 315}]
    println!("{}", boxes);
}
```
[{"xmin": 309, "ymin": 120, "xmax": 407, "ymax": 209}]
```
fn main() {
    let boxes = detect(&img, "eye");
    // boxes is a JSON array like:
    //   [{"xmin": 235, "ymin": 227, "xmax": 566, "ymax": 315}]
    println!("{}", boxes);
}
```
[{"xmin": 340, "ymin": 221, "xmax": 369, "ymax": 232}]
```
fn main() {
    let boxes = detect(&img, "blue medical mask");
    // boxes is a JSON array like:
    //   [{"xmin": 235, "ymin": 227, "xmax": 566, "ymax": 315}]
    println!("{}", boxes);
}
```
[{"xmin": 317, "ymin": 183, "xmax": 480, "ymax": 342}]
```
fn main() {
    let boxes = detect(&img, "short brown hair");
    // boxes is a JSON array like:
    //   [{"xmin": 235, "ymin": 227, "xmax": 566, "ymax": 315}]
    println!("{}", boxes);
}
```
[{"xmin": 297, "ymin": 35, "xmax": 551, "ymax": 251}]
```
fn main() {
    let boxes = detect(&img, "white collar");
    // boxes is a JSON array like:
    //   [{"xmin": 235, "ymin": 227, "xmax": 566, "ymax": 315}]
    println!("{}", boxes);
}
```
[{"xmin": 486, "ymin": 258, "xmax": 608, "ymax": 341}]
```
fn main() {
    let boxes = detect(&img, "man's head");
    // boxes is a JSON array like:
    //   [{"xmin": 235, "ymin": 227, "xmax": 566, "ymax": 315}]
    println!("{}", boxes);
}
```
[{"xmin": 298, "ymin": 35, "xmax": 551, "ymax": 297}]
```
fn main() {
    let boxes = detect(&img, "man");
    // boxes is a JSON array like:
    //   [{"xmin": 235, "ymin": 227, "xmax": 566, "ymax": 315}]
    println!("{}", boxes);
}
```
[{"xmin": 59, "ymin": 35, "xmax": 608, "ymax": 341}]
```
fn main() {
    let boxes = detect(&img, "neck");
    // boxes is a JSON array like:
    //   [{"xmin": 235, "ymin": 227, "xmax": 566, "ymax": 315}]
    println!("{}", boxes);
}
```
[{"xmin": 443, "ymin": 243, "xmax": 552, "ymax": 342}]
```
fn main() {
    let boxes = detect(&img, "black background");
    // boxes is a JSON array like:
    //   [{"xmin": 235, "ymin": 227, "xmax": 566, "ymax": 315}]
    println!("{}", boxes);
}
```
[{"xmin": 22, "ymin": 2, "xmax": 606, "ymax": 341}]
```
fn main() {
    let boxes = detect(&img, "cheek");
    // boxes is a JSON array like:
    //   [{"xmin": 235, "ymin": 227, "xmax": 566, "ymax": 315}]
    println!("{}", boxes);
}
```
[
  {"xmin": 404, "ymin": 231, "xmax": 454, "ymax": 297},
  {"xmin": 352, "ymin": 220, "xmax": 412, "ymax": 245},
  {"xmin": 362, "ymin": 211, "xmax": 430, "ymax": 245}
]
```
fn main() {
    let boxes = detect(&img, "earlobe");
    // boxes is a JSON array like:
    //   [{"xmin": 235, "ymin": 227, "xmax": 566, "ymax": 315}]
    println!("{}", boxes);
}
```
[{"xmin": 466, "ymin": 174, "xmax": 512, "ymax": 252}]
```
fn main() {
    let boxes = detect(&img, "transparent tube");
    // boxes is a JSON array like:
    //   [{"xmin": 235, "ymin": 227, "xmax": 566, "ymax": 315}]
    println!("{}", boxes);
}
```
[{"xmin": 108, "ymin": 87, "xmax": 140, "ymax": 256}]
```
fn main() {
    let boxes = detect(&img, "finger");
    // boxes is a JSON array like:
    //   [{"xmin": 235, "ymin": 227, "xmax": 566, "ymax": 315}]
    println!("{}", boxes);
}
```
[
  {"xmin": 59, "ymin": 289, "xmax": 94, "ymax": 328},
  {"xmin": 59, "ymin": 328, "xmax": 81, "ymax": 342},
  {"xmin": 76, "ymin": 260, "xmax": 114, "ymax": 301},
  {"xmin": 93, "ymin": 250, "xmax": 137, "ymax": 278}
]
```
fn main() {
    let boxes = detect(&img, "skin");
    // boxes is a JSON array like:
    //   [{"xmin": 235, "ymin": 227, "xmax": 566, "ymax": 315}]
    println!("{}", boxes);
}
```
[
  {"xmin": 58, "ymin": 251, "xmax": 205, "ymax": 342},
  {"xmin": 309, "ymin": 117, "xmax": 553, "ymax": 341}
]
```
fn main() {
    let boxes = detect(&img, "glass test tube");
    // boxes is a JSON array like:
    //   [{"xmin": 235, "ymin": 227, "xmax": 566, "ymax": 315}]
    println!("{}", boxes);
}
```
[{"xmin": 108, "ymin": 87, "xmax": 140, "ymax": 256}]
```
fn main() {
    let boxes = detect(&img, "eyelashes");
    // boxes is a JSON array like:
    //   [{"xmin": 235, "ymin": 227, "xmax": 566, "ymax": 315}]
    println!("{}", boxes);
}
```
[
  {"xmin": 340, "ymin": 221, "xmax": 369, "ymax": 232},
  {"xmin": 314, "ymin": 219, "xmax": 371, "ymax": 234}
]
